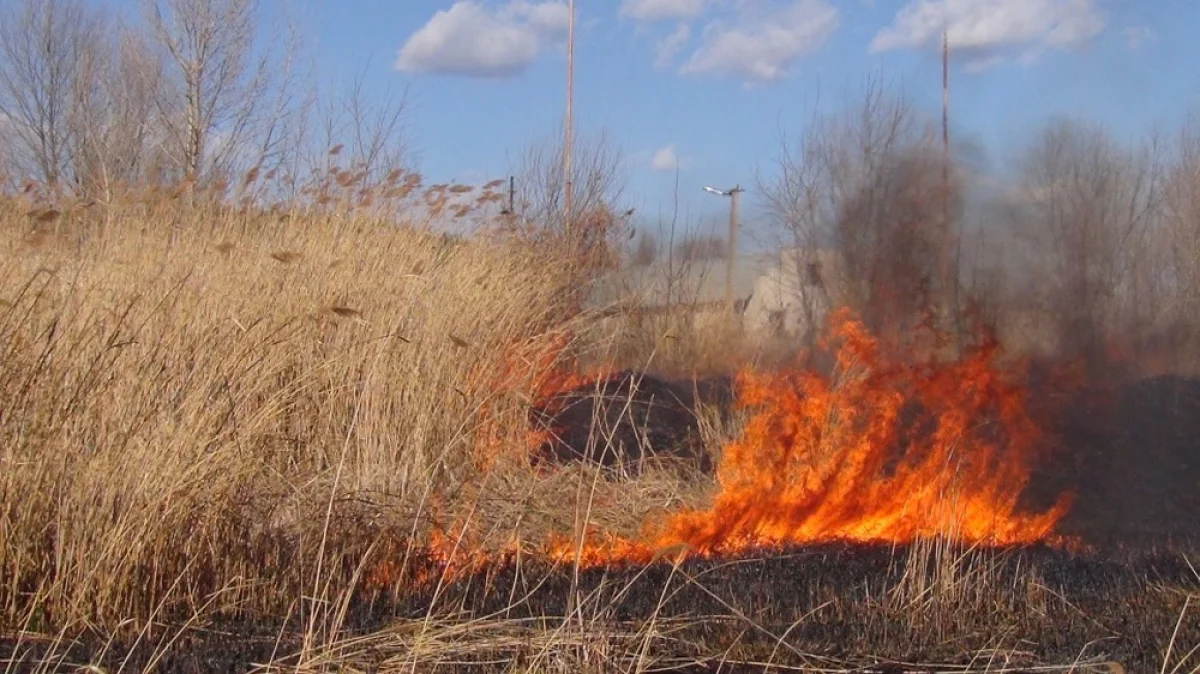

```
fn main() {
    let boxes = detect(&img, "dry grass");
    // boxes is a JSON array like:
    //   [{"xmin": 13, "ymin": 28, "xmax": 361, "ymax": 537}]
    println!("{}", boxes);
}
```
[
  {"xmin": 0, "ymin": 193, "xmax": 1196, "ymax": 674},
  {"xmin": 0, "ymin": 192, "xmax": 590, "ymax": 631}
]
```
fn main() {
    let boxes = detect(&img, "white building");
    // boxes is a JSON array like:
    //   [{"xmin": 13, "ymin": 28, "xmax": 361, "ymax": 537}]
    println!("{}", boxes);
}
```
[
  {"xmin": 587, "ymin": 247, "xmax": 843, "ymax": 343},
  {"xmin": 742, "ymin": 248, "xmax": 844, "ymax": 342}
]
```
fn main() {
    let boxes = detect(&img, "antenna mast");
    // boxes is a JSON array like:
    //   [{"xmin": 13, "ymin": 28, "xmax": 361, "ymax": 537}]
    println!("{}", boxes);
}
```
[
  {"xmin": 941, "ymin": 29, "xmax": 961, "ymax": 349},
  {"xmin": 563, "ymin": 0, "xmax": 575, "ymax": 237},
  {"xmin": 941, "ymin": 28, "xmax": 950, "ymax": 285}
]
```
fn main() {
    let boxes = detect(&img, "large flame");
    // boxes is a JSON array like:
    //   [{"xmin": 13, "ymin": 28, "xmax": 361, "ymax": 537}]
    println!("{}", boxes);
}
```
[
  {"xmin": 369, "ymin": 308, "xmax": 1075, "ymax": 589},
  {"xmin": 540, "ymin": 309, "xmax": 1074, "ymax": 570}
]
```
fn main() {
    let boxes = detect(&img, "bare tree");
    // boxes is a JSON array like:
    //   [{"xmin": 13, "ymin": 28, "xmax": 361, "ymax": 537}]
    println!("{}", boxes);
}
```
[
  {"xmin": 758, "ymin": 76, "xmax": 961, "ymax": 346},
  {"xmin": 0, "ymin": 0, "xmax": 102, "ymax": 189},
  {"xmin": 630, "ymin": 230, "xmax": 659, "ymax": 266},
  {"xmin": 1163, "ymin": 117, "xmax": 1200, "ymax": 306},
  {"xmin": 143, "ymin": 0, "xmax": 300, "ymax": 183},
  {"xmin": 335, "ymin": 76, "xmax": 409, "ymax": 185},
  {"xmin": 675, "ymin": 234, "xmax": 728, "ymax": 262},
  {"xmin": 512, "ymin": 126, "xmax": 626, "ymax": 231},
  {"xmin": 835, "ymin": 144, "xmax": 963, "ymax": 338},
  {"xmin": 1143, "ymin": 115, "xmax": 1200, "ymax": 368},
  {"xmin": 70, "ymin": 24, "xmax": 170, "ymax": 199},
  {"xmin": 301, "ymin": 68, "xmax": 411, "ymax": 200},
  {"xmin": 509, "ymin": 126, "xmax": 630, "ymax": 294},
  {"xmin": 1006, "ymin": 117, "xmax": 1164, "ymax": 368}
]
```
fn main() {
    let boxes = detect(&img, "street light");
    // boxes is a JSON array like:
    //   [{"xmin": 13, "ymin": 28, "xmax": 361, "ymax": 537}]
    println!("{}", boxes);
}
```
[{"xmin": 703, "ymin": 184, "xmax": 745, "ymax": 312}]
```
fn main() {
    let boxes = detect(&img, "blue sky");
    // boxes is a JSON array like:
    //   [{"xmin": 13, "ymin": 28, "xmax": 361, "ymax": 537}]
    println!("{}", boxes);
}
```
[{"xmin": 144, "ymin": 1, "xmax": 1200, "ymax": 235}]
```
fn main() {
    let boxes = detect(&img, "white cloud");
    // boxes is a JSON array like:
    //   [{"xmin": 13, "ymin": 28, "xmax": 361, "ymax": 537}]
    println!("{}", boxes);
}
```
[
  {"xmin": 619, "ymin": 0, "xmax": 706, "ymax": 22},
  {"xmin": 655, "ymin": 23, "xmax": 692, "ymax": 70},
  {"xmin": 1123, "ymin": 25, "xmax": 1154, "ymax": 51},
  {"xmin": 871, "ymin": 0, "xmax": 1105, "ymax": 70},
  {"xmin": 511, "ymin": 0, "xmax": 571, "ymax": 33},
  {"xmin": 679, "ymin": 0, "xmax": 839, "ymax": 84},
  {"xmin": 395, "ymin": 1, "xmax": 569, "ymax": 78},
  {"xmin": 650, "ymin": 144, "xmax": 686, "ymax": 171}
]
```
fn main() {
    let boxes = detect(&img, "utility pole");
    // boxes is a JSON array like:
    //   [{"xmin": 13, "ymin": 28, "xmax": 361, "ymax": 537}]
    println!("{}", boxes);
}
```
[
  {"xmin": 940, "ymin": 29, "xmax": 950, "ymax": 299},
  {"xmin": 941, "ymin": 28, "xmax": 962, "ymax": 352},
  {"xmin": 704, "ymin": 184, "xmax": 745, "ymax": 313},
  {"xmin": 563, "ymin": 0, "xmax": 575, "ymax": 239}
]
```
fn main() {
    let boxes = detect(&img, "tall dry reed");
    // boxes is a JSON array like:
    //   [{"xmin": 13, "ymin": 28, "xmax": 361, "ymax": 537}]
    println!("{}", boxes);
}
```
[{"xmin": 0, "ymin": 194, "xmax": 581, "ymax": 629}]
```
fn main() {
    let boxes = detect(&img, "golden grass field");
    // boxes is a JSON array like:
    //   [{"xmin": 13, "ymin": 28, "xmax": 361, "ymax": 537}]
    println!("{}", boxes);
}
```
[{"xmin": 0, "ymin": 190, "xmax": 1196, "ymax": 674}]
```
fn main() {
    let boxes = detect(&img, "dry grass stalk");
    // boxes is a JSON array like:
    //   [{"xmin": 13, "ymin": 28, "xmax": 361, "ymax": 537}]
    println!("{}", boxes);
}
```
[{"xmin": 0, "ymin": 192, "xmax": 581, "ymax": 633}]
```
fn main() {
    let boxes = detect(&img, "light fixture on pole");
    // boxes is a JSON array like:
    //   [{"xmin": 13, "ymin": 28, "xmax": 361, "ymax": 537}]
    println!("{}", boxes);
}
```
[{"xmin": 703, "ymin": 184, "xmax": 745, "ymax": 313}]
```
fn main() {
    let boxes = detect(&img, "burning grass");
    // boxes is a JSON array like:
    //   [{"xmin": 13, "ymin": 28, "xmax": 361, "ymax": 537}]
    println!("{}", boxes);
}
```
[
  {"xmin": 0, "ymin": 194, "xmax": 1198, "ymax": 672},
  {"xmin": 622, "ymin": 308, "xmax": 1073, "ymax": 555},
  {"xmin": 408, "ymin": 306, "xmax": 1078, "ymax": 577}
]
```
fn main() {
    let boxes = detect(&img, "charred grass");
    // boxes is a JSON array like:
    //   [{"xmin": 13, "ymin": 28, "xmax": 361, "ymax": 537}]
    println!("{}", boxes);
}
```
[
  {"xmin": 346, "ymin": 541, "xmax": 1200, "ymax": 673},
  {"xmin": 0, "ymin": 195, "xmax": 1198, "ymax": 673},
  {"xmin": 4, "ymin": 542, "xmax": 1196, "ymax": 673}
]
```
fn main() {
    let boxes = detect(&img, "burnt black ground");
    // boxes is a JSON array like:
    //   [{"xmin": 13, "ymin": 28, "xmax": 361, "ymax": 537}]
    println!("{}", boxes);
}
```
[
  {"xmin": 371, "ymin": 542, "xmax": 1199, "ymax": 670},
  {"xmin": 7, "ymin": 542, "xmax": 1195, "ymax": 673},
  {"xmin": 1046, "ymin": 374, "xmax": 1200, "ymax": 545},
  {"xmin": 529, "ymin": 369, "xmax": 734, "ymax": 475}
]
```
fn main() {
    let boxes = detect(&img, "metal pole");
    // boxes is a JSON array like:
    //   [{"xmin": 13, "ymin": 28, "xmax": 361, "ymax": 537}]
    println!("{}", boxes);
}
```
[
  {"xmin": 727, "ymin": 186, "xmax": 743, "ymax": 312},
  {"xmin": 509, "ymin": 175, "xmax": 515, "ymax": 214},
  {"xmin": 941, "ymin": 30, "xmax": 950, "ymax": 305},
  {"xmin": 942, "ymin": 29, "xmax": 962, "ymax": 351},
  {"xmin": 563, "ymin": 0, "xmax": 575, "ymax": 238}
]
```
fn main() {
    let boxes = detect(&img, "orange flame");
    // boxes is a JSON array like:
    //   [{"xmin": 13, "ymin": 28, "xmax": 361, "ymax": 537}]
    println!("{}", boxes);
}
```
[
  {"xmin": 369, "ymin": 308, "xmax": 1077, "ymax": 590},
  {"xmin": 470, "ymin": 328, "xmax": 613, "ymax": 470},
  {"xmin": 645, "ymin": 308, "xmax": 1071, "ymax": 555}
]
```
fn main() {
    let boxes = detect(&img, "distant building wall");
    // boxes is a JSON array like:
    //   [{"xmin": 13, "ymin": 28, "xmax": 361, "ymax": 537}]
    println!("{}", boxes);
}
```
[
  {"xmin": 743, "ymin": 248, "xmax": 843, "ymax": 342},
  {"xmin": 587, "ymin": 247, "xmax": 844, "ymax": 344}
]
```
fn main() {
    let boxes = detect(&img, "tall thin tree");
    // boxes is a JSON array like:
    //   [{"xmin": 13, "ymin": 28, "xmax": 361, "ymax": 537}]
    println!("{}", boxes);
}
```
[
  {"xmin": 0, "ymin": 0, "xmax": 100, "ymax": 189},
  {"xmin": 143, "ymin": 0, "xmax": 298, "ymax": 183}
]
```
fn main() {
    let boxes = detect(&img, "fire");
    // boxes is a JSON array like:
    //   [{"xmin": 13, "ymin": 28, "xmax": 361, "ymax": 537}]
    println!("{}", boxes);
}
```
[
  {"xmin": 638, "ymin": 308, "xmax": 1073, "ymax": 556},
  {"xmin": 538, "ymin": 308, "xmax": 1073, "ymax": 571},
  {"xmin": 368, "ymin": 307, "xmax": 1076, "ymax": 590},
  {"xmin": 470, "ymin": 327, "xmax": 613, "ymax": 471}
]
